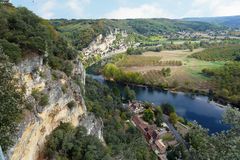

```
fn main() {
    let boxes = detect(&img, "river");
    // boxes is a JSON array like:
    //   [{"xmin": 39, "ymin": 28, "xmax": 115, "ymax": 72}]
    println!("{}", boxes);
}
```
[{"xmin": 89, "ymin": 74, "xmax": 230, "ymax": 134}]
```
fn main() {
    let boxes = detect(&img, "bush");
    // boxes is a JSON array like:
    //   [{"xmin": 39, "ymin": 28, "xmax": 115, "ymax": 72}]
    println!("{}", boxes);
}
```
[
  {"xmin": 62, "ymin": 61, "xmax": 73, "ymax": 76},
  {"xmin": 0, "ymin": 39, "xmax": 22, "ymax": 63},
  {"xmin": 39, "ymin": 94, "xmax": 49, "ymax": 106},
  {"xmin": 32, "ymin": 89, "xmax": 49, "ymax": 106},
  {"xmin": 127, "ymin": 47, "xmax": 144, "ymax": 55},
  {"xmin": 67, "ymin": 101, "xmax": 77, "ymax": 110}
]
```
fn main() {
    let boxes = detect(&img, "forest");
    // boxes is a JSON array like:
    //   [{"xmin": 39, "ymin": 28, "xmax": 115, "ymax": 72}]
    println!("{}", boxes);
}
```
[
  {"xmin": 84, "ymin": 77, "xmax": 157, "ymax": 159},
  {"xmin": 44, "ymin": 123, "xmax": 109, "ymax": 160},
  {"xmin": 0, "ymin": 4, "xmax": 77, "ymax": 75},
  {"xmin": 202, "ymin": 62, "xmax": 240, "ymax": 106}
]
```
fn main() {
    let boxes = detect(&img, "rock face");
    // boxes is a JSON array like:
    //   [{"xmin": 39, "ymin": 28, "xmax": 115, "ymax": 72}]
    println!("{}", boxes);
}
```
[
  {"xmin": 79, "ymin": 113, "xmax": 105, "ymax": 143},
  {"xmin": 82, "ymin": 29, "xmax": 129, "ymax": 61},
  {"xmin": 8, "ymin": 55, "xmax": 87, "ymax": 160}
]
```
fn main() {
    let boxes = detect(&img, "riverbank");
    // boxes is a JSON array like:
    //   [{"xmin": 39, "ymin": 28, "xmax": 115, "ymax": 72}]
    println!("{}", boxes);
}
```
[
  {"xmin": 88, "ymin": 74, "xmax": 231, "ymax": 134},
  {"xmin": 91, "ymin": 73, "xmax": 233, "ymax": 108}
]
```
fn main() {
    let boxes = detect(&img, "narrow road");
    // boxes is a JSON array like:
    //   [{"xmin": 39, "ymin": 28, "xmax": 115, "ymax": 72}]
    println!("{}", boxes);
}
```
[{"xmin": 163, "ymin": 114, "xmax": 189, "ymax": 149}]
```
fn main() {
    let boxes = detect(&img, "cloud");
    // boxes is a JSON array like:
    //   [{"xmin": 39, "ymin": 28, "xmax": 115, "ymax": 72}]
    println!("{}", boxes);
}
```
[
  {"xmin": 105, "ymin": 4, "xmax": 173, "ymax": 19},
  {"xmin": 186, "ymin": 0, "xmax": 240, "ymax": 17},
  {"xmin": 37, "ymin": 0, "xmax": 91, "ymax": 19},
  {"xmin": 66, "ymin": 0, "xmax": 91, "ymax": 18},
  {"xmin": 39, "ymin": 0, "xmax": 56, "ymax": 19}
]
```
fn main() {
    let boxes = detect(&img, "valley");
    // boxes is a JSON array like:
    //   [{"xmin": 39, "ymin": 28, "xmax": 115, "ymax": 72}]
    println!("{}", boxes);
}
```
[{"xmin": 1, "ymin": 1, "xmax": 240, "ymax": 160}]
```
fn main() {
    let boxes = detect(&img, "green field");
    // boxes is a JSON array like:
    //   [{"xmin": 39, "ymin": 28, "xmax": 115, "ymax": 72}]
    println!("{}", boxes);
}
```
[{"xmin": 114, "ymin": 49, "xmax": 225, "ymax": 90}]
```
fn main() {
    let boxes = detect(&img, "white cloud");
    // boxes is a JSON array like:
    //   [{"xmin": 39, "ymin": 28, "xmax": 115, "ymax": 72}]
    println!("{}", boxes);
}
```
[
  {"xmin": 37, "ymin": 0, "xmax": 91, "ymax": 19},
  {"xmin": 186, "ymin": 0, "xmax": 240, "ymax": 17},
  {"xmin": 66, "ymin": 0, "xmax": 91, "ymax": 18},
  {"xmin": 39, "ymin": 0, "xmax": 56, "ymax": 19},
  {"xmin": 105, "ymin": 4, "xmax": 173, "ymax": 19}
]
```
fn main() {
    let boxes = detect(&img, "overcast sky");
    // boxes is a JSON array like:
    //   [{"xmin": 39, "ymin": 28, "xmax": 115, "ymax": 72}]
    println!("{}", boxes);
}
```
[{"xmin": 12, "ymin": 0, "xmax": 240, "ymax": 19}]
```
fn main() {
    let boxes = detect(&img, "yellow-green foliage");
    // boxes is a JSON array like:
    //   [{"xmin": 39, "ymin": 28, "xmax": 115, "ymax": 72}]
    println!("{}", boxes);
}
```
[
  {"xmin": 190, "ymin": 45, "xmax": 240, "ymax": 61},
  {"xmin": 103, "ymin": 63, "xmax": 144, "ymax": 84}
]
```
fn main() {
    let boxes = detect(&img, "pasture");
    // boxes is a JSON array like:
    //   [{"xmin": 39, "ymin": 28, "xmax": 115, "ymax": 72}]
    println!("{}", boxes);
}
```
[{"xmin": 116, "ymin": 49, "xmax": 225, "ymax": 90}]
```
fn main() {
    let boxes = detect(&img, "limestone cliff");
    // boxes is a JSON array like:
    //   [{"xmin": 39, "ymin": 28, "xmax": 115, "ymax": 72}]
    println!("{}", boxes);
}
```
[
  {"xmin": 8, "ymin": 55, "xmax": 87, "ymax": 160},
  {"xmin": 82, "ymin": 29, "xmax": 129, "ymax": 61}
]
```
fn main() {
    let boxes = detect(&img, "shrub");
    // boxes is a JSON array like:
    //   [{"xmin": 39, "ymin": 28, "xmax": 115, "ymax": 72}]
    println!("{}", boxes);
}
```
[
  {"xmin": 67, "ymin": 101, "xmax": 77, "ymax": 110},
  {"xmin": 62, "ymin": 61, "xmax": 73, "ymax": 76},
  {"xmin": 32, "ymin": 89, "xmax": 49, "ymax": 106},
  {"xmin": 0, "ymin": 39, "xmax": 22, "ymax": 63},
  {"xmin": 39, "ymin": 94, "xmax": 49, "ymax": 106}
]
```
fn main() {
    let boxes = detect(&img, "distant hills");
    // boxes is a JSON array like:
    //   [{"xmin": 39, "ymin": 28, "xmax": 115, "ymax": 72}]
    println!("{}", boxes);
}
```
[
  {"xmin": 184, "ymin": 16, "xmax": 240, "ymax": 28},
  {"xmin": 51, "ymin": 18, "xmax": 224, "ymax": 50},
  {"xmin": 52, "ymin": 18, "xmax": 224, "ymax": 36}
]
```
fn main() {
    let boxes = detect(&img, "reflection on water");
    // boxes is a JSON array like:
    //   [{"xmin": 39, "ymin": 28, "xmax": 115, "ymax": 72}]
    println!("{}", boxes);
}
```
[{"xmin": 89, "ymin": 74, "xmax": 230, "ymax": 134}]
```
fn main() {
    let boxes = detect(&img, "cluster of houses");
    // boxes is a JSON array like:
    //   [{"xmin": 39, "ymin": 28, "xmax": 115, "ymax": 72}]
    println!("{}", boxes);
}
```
[
  {"xmin": 129, "ymin": 101, "xmax": 178, "ymax": 160},
  {"xmin": 132, "ymin": 115, "xmax": 178, "ymax": 160}
]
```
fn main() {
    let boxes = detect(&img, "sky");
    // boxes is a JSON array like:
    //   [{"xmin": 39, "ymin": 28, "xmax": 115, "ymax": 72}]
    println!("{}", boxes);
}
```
[{"xmin": 11, "ymin": 0, "xmax": 240, "ymax": 19}]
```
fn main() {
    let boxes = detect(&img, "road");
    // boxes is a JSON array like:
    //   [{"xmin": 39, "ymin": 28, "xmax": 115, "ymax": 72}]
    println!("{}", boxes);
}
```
[{"xmin": 163, "ymin": 114, "xmax": 189, "ymax": 149}]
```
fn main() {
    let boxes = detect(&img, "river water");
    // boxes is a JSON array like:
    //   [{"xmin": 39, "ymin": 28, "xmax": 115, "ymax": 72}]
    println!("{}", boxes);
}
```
[{"xmin": 89, "ymin": 74, "xmax": 230, "ymax": 134}]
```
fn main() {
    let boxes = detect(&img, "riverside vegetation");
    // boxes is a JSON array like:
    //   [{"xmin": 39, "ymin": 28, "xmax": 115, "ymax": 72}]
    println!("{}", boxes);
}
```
[{"xmin": 1, "ymin": 2, "xmax": 240, "ymax": 160}]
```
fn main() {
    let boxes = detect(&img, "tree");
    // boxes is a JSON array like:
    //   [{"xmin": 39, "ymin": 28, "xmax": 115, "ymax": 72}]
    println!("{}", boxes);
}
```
[
  {"xmin": 0, "ymin": 54, "xmax": 24, "ymax": 152},
  {"xmin": 155, "ymin": 106, "xmax": 163, "ymax": 127},
  {"xmin": 187, "ymin": 107, "xmax": 240, "ymax": 159},
  {"xmin": 44, "ymin": 123, "xmax": 109, "ymax": 160},
  {"xmin": 188, "ymin": 44, "xmax": 194, "ymax": 52},
  {"xmin": 143, "ymin": 108, "xmax": 154, "ymax": 123},
  {"xmin": 162, "ymin": 103, "xmax": 175, "ymax": 115},
  {"xmin": 169, "ymin": 112, "xmax": 178, "ymax": 125},
  {"xmin": 124, "ymin": 86, "xmax": 136, "ymax": 101}
]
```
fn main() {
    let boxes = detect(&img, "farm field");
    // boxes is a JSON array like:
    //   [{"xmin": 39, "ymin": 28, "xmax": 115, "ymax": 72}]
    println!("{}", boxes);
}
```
[{"xmin": 116, "ymin": 49, "xmax": 225, "ymax": 90}]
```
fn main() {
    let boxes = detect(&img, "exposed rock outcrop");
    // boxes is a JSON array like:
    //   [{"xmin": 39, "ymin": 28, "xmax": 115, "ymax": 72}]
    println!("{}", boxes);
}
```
[
  {"xmin": 8, "ymin": 55, "xmax": 87, "ymax": 160},
  {"xmin": 82, "ymin": 29, "xmax": 129, "ymax": 61},
  {"xmin": 79, "ymin": 113, "xmax": 105, "ymax": 143}
]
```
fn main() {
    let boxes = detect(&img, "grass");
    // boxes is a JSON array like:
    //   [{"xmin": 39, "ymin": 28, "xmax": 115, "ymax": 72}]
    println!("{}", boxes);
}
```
[
  {"xmin": 114, "ymin": 49, "xmax": 225, "ymax": 91},
  {"xmin": 161, "ymin": 133, "xmax": 175, "ymax": 142},
  {"xmin": 116, "ymin": 55, "xmax": 162, "ymax": 67}
]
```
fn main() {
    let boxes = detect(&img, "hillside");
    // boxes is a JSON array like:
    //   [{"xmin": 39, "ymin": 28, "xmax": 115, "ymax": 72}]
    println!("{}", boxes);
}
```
[
  {"xmin": 184, "ymin": 16, "xmax": 240, "ymax": 28},
  {"xmin": 51, "ymin": 19, "xmax": 223, "ymax": 50},
  {"xmin": 0, "ymin": 4, "xmax": 155, "ymax": 160},
  {"xmin": 52, "ymin": 18, "xmax": 223, "ymax": 34},
  {"xmin": 0, "ymin": 4, "xmax": 87, "ymax": 159}
]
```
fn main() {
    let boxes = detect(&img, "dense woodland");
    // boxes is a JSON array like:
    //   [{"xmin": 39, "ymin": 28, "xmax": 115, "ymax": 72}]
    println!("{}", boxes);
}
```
[
  {"xmin": 44, "ymin": 123, "xmax": 109, "ymax": 160},
  {"xmin": 187, "ymin": 107, "xmax": 240, "ymax": 159},
  {"xmin": 202, "ymin": 62, "xmax": 240, "ymax": 106},
  {"xmin": 1, "ymin": 2, "xmax": 240, "ymax": 159},
  {"xmin": 84, "ymin": 77, "xmax": 157, "ymax": 159},
  {"xmin": 0, "ymin": 4, "xmax": 78, "ymax": 75}
]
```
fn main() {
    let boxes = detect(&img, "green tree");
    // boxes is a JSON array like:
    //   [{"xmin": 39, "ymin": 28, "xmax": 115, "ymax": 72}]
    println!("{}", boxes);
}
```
[
  {"xmin": 143, "ymin": 108, "xmax": 154, "ymax": 123},
  {"xmin": 169, "ymin": 112, "xmax": 178, "ymax": 125},
  {"xmin": 155, "ymin": 106, "xmax": 163, "ymax": 127},
  {"xmin": 162, "ymin": 103, "xmax": 175, "ymax": 115},
  {"xmin": 187, "ymin": 107, "xmax": 240, "ymax": 159},
  {"xmin": 124, "ymin": 86, "xmax": 136, "ymax": 101},
  {"xmin": 44, "ymin": 123, "xmax": 109, "ymax": 160},
  {"xmin": 0, "ymin": 54, "xmax": 24, "ymax": 152}
]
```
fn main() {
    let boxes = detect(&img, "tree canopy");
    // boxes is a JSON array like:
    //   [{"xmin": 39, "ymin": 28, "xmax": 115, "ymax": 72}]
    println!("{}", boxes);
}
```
[{"xmin": 187, "ymin": 107, "xmax": 240, "ymax": 159}]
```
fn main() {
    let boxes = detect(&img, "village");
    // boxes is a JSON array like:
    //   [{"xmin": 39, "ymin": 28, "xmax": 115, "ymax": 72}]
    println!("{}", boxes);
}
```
[{"xmin": 127, "ymin": 101, "xmax": 190, "ymax": 160}]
